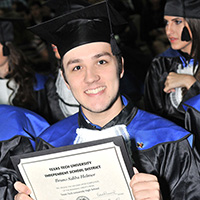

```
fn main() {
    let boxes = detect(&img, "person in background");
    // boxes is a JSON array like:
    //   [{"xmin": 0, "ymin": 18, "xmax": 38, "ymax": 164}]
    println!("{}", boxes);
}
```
[
  {"xmin": 178, "ymin": 94, "xmax": 200, "ymax": 155},
  {"xmin": 14, "ymin": 1, "xmax": 200, "ymax": 199},
  {"xmin": 144, "ymin": 0, "xmax": 200, "ymax": 128},
  {"xmin": 140, "ymin": 0, "xmax": 169, "ymax": 56},
  {"xmin": 0, "ymin": 104, "xmax": 50, "ymax": 200},
  {"xmin": 45, "ymin": 44, "xmax": 79, "ymax": 122},
  {"xmin": 0, "ymin": 17, "xmax": 53, "ymax": 123},
  {"xmin": 43, "ymin": 0, "xmax": 90, "ymax": 122},
  {"xmin": 27, "ymin": 0, "xmax": 52, "ymax": 71}
]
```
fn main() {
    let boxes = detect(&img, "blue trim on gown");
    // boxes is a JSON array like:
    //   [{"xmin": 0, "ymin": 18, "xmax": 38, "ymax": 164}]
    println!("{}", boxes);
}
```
[
  {"xmin": 34, "ymin": 73, "xmax": 48, "ymax": 91},
  {"xmin": 182, "ymin": 94, "xmax": 200, "ymax": 111},
  {"xmin": 38, "ymin": 96, "xmax": 192, "ymax": 150},
  {"xmin": 0, "ymin": 105, "xmax": 50, "ymax": 148}
]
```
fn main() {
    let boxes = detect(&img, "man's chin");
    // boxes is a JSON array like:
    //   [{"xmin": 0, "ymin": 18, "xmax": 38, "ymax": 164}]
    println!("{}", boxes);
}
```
[{"xmin": 82, "ymin": 105, "xmax": 109, "ymax": 114}]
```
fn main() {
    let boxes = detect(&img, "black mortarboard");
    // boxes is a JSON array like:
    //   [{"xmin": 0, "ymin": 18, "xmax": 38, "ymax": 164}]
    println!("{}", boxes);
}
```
[
  {"xmin": 29, "ymin": 1, "xmax": 126, "ymax": 58},
  {"xmin": 164, "ymin": 0, "xmax": 200, "ymax": 19},
  {"xmin": 164, "ymin": 0, "xmax": 200, "ymax": 42},
  {"xmin": 0, "ymin": 21, "xmax": 13, "ymax": 43},
  {"xmin": 44, "ymin": 0, "xmax": 90, "ymax": 16}
]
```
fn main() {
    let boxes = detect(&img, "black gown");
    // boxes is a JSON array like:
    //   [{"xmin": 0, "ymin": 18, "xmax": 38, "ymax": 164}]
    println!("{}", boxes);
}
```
[
  {"xmin": 181, "ymin": 94, "xmax": 200, "ymax": 155},
  {"xmin": 36, "ymin": 96, "xmax": 200, "ymax": 200},
  {"xmin": 1, "ymin": 97, "xmax": 200, "ymax": 199},
  {"xmin": 0, "ymin": 105, "xmax": 50, "ymax": 199},
  {"xmin": 144, "ymin": 47, "xmax": 200, "ymax": 128}
]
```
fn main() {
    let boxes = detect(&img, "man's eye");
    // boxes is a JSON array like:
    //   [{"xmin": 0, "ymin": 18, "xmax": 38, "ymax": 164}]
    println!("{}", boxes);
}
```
[
  {"xmin": 98, "ymin": 60, "xmax": 106, "ymax": 65},
  {"xmin": 73, "ymin": 66, "xmax": 81, "ymax": 71}
]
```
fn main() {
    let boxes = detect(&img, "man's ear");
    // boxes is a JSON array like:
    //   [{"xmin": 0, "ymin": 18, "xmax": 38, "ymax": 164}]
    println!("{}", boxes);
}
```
[
  {"xmin": 52, "ymin": 44, "xmax": 61, "ymax": 59},
  {"xmin": 120, "ymin": 57, "xmax": 124, "ymax": 79},
  {"xmin": 61, "ymin": 70, "xmax": 71, "ymax": 90}
]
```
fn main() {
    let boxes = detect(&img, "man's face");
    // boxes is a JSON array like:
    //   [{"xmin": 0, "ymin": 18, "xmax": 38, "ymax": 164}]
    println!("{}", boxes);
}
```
[{"xmin": 62, "ymin": 42, "xmax": 124, "ymax": 115}]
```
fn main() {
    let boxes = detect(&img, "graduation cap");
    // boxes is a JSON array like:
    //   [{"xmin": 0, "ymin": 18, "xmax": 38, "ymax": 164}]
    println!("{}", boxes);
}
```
[
  {"xmin": 164, "ymin": 0, "xmax": 200, "ymax": 19},
  {"xmin": 28, "ymin": 1, "xmax": 127, "ymax": 58},
  {"xmin": 44, "ymin": 0, "xmax": 90, "ymax": 16},
  {"xmin": 164, "ymin": 0, "xmax": 200, "ymax": 42}
]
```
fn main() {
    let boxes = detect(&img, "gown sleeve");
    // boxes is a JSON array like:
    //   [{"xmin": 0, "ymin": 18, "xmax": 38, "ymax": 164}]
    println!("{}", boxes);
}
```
[
  {"xmin": 180, "ymin": 94, "xmax": 200, "ymax": 155},
  {"xmin": 144, "ymin": 56, "xmax": 185, "ymax": 126},
  {"xmin": 144, "ymin": 56, "xmax": 168, "ymax": 114},
  {"xmin": 182, "ymin": 80, "xmax": 200, "ymax": 102},
  {"xmin": 0, "ymin": 137, "xmax": 34, "ymax": 199},
  {"xmin": 0, "ymin": 105, "xmax": 50, "ymax": 199},
  {"xmin": 135, "ymin": 138, "xmax": 200, "ymax": 200}
]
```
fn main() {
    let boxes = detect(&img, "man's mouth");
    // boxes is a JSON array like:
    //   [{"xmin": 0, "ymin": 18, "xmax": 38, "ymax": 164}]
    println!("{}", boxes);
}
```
[{"xmin": 85, "ymin": 86, "xmax": 106, "ymax": 94}]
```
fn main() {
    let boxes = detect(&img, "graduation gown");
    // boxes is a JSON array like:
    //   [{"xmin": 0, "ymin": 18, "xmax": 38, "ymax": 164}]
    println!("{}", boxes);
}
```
[
  {"xmin": 181, "ymin": 94, "xmax": 200, "ymax": 155},
  {"xmin": 37, "ymin": 96, "xmax": 200, "ymax": 200},
  {"xmin": 0, "ymin": 105, "xmax": 50, "ymax": 199},
  {"xmin": 144, "ymin": 47, "xmax": 200, "ymax": 127},
  {"xmin": 0, "ymin": 72, "xmax": 53, "ymax": 124}
]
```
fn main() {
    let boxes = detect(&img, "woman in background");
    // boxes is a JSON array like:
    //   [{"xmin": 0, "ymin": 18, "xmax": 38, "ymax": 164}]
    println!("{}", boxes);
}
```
[
  {"xmin": 144, "ymin": 0, "xmax": 200, "ymax": 128},
  {"xmin": 0, "ymin": 19, "xmax": 52, "ymax": 122}
]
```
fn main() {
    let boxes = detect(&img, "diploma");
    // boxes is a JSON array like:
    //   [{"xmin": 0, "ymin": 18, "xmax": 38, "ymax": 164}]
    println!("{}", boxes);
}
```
[{"xmin": 12, "ymin": 136, "xmax": 134, "ymax": 200}]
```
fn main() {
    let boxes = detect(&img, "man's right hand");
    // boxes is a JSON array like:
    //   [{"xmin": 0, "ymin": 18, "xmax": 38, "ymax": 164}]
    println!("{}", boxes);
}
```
[
  {"xmin": 130, "ymin": 168, "xmax": 162, "ymax": 200},
  {"xmin": 14, "ymin": 181, "xmax": 33, "ymax": 200}
]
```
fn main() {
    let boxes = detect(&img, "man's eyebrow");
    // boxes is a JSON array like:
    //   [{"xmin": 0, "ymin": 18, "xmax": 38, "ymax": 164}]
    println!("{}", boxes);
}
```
[
  {"xmin": 66, "ymin": 52, "xmax": 112, "ymax": 66},
  {"xmin": 67, "ymin": 58, "xmax": 82, "ymax": 66},
  {"xmin": 92, "ymin": 52, "xmax": 112, "ymax": 59}
]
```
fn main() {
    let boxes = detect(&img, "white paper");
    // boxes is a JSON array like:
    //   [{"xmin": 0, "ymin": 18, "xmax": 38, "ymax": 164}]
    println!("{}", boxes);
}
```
[{"xmin": 18, "ymin": 142, "xmax": 134, "ymax": 200}]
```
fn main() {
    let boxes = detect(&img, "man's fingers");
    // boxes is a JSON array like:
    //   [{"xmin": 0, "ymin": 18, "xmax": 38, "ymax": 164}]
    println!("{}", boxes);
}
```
[
  {"xmin": 130, "ymin": 172, "xmax": 161, "ymax": 200},
  {"xmin": 133, "ymin": 167, "xmax": 139, "ymax": 174},
  {"xmin": 133, "ymin": 188, "xmax": 161, "ymax": 200},
  {"xmin": 131, "ymin": 172, "xmax": 158, "ymax": 184},
  {"xmin": 130, "ymin": 172, "xmax": 159, "ymax": 190},
  {"xmin": 14, "ymin": 181, "xmax": 31, "ymax": 194},
  {"xmin": 132, "ymin": 179, "xmax": 160, "ymax": 193}
]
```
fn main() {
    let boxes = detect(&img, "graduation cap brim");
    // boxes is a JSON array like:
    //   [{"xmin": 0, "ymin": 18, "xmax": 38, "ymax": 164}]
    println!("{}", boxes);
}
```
[
  {"xmin": 0, "ymin": 10, "xmax": 24, "ymax": 21},
  {"xmin": 164, "ymin": 0, "xmax": 200, "ymax": 19},
  {"xmin": 28, "ymin": 1, "xmax": 127, "ymax": 57}
]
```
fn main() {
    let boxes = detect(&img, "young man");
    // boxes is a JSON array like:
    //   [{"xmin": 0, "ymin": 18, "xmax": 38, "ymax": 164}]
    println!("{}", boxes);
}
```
[{"xmin": 14, "ymin": 1, "xmax": 200, "ymax": 199}]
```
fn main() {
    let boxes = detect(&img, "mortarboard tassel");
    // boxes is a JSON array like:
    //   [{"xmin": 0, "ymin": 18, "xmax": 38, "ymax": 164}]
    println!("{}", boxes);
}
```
[
  {"xmin": 2, "ymin": 43, "xmax": 10, "ymax": 56},
  {"xmin": 110, "ymin": 33, "xmax": 121, "ymax": 55},
  {"xmin": 180, "ymin": 0, "xmax": 191, "ymax": 42},
  {"xmin": 106, "ymin": 0, "xmax": 121, "ymax": 55},
  {"xmin": 181, "ymin": 26, "xmax": 191, "ymax": 41}
]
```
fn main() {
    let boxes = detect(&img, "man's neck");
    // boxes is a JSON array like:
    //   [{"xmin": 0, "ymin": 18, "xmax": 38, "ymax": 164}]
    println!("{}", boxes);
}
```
[{"xmin": 82, "ymin": 96, "xmax": 124, "ymax": 127}]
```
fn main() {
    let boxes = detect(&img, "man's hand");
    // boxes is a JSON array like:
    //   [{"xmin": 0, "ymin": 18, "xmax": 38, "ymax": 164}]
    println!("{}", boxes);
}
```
[
  {"xmin": 164, "ymin": 72, "xmax": 196, "ymax": 93},
  {"xmin": 130, "ymin": 168, "xmax": 162, "ymax": 200},
  {"xmin": 14, "ymin": 181, "xmax": 33, "ymax": 200}
]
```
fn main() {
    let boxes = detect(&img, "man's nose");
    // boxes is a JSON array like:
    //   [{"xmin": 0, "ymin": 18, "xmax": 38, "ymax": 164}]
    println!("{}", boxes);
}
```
[{"xmin": 84, "ymin": 68, "xmax": 100, "ymax": 83}]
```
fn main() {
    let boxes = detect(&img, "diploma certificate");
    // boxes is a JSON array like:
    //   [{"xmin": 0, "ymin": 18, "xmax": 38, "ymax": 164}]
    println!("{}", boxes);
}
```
[{"xmin": 12, "ymin": 136, "xmax": 134, "ymax": 200}]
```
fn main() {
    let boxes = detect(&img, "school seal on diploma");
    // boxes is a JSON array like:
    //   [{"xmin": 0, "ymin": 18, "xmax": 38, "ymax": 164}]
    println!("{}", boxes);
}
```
[{"xmin": 76, "ymin": 196, "xmax": 89, "ymax": 200}]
